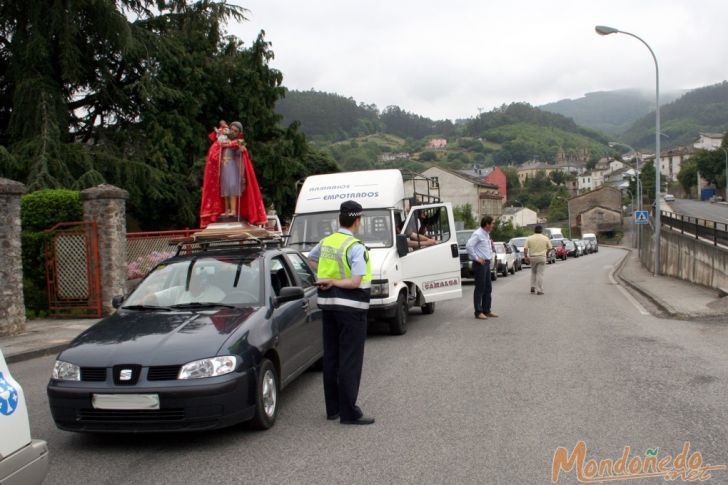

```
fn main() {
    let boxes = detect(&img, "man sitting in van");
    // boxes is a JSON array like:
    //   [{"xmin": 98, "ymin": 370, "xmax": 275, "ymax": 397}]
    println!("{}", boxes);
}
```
[{"xmin": 400, "ymin": 211, "xmax": 438, "ymax": 249}]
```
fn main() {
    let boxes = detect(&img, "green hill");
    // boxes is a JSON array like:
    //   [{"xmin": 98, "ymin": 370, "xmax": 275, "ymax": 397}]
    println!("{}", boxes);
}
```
[
  {"xmin": 463, "ymin": 103, "xmax": 612, "ymax": 164},
  {"xmin": 622, "ymin": 81, "xmax": 728, "ymax": 150}
]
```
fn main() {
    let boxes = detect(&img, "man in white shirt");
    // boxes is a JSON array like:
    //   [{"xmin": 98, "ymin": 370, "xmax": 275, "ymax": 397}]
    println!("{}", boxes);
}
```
[{"xmin": 466, "ymin": 216, "xmax": 498, "ymax": 320}]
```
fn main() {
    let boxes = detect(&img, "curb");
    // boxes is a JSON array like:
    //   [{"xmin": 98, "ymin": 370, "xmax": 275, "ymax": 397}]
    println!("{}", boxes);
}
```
[
  {"xmin": 5, "ymin": 343, "xmax": 68, "ymax": 364},
  {"xmin": 613, "ymin": 247, "xmax": 679, "ymax": 316}
]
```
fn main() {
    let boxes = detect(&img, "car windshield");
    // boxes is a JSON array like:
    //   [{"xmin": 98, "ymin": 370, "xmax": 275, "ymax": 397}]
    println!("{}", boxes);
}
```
[
  {"xmin": 124, "ymin": 257, "xmax": 262, "ymax": 308},
  {"xmin": 287, "ymin": 209, "xmax": 393, "ymax": 252},
  {"xmin": 494, "ymin": 243, "xmax": 505, "ymax": 253},
  {"xmin": 565, "ymin": 241, "xmax": 575, "ymax": 249},
  {"xmin": 457, "ymin": 231, "xmax": 472, "ymax": 246}
]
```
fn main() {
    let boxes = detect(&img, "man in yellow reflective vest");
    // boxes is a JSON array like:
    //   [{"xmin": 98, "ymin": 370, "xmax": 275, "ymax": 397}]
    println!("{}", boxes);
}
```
[{"xmin": 308, "ymin": 200, "xmax": 374, "ymax": 425}]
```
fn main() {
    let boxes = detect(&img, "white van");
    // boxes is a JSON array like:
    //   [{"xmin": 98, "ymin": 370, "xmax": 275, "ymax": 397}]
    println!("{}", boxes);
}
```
[
  {"xmin": 544, "ymin": 227, "xmax": 563, "ymax": 239},
  {"xmin": 0, "ymin": 349, "xmax": 49, "ymax": 485},
  {"xmin": 286, "ymin": 169, "xmax": 462, "ymax": 335}
]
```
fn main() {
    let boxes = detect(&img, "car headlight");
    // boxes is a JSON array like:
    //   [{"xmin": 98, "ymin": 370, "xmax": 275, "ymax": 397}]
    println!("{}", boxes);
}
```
[
  {"xmin": 370, "ymin": 279, "xmax": 389, "ymax": 298},
  {"xmin": 178, "ymin": 356, "xmax": 238, "ymax": 379},
  {"xmin": 52, "ymin": 360, "xmax": 80, "ymax": 381}
]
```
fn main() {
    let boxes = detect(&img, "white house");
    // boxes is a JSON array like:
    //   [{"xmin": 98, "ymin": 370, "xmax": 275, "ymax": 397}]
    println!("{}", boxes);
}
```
[
  {"xmin": 499, "ymin": 206, "xmax": 538, "ymax": 228},
  {"xmin": 421, "ymin": 166, "xmax": 502, "ymax": 221},
  {"xmin": 693, "ymin": 132, "xmax": 725, "ymax": 151},
  {"xmin": 577, "ymin": 174, "xmax": 595, "ymax": 193}
]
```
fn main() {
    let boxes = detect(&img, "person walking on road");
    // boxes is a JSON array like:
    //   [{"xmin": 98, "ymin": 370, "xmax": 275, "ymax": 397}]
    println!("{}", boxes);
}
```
[
  {"xmin": 308, "ymin": 200, "xmax": 375, "ymax": 425},
  {"xmin": 524, "ymin": 225, "xmax": 552, "ymax": 295},
  {"xmin": 466, "ymin": 216, "xmax": 497, "ymax": 320}
]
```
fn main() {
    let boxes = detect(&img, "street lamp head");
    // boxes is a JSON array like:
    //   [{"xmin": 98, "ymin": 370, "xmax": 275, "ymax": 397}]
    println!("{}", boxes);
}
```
[{"xmin": 595, "ymin": 25, "xmax": 619, "ymax": 35}]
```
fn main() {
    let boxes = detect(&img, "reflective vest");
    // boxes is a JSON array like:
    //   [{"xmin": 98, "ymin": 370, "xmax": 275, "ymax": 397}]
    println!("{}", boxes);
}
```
[{"xmin": 316, "ymin": 231, "xmax": 372, "ymax": 312}]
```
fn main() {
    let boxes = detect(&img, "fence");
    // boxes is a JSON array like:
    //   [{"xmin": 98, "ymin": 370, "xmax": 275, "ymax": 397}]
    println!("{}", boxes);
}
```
[
  {"xmin": 661, "ymin": 211, "xmax": 728, "ymax": 248},
  {"xmin": 126, "ymin": 229, "xmax": 196, "ymax": 279}
]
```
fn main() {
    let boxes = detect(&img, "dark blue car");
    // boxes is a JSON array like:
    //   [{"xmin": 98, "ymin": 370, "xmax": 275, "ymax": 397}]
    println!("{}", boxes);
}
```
[{"xmin": 47, "ymin": 238, "xmax": 322, "ymax": 432}]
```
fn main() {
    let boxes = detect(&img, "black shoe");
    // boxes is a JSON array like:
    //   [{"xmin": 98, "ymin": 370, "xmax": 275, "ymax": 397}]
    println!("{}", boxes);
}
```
[
  {"xmin": 326, "ymin": 413, "xmax": 339, "ymax": 421},
  {"xmin": 341, "ymin": 415, "xmax": 375, "ymax": 425}
]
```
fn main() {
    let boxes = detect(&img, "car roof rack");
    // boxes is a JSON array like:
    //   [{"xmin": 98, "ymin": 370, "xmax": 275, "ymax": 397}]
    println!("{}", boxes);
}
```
[{"xmin": 169, "ymin": 223, "xmax": 288, "ymax": 256}]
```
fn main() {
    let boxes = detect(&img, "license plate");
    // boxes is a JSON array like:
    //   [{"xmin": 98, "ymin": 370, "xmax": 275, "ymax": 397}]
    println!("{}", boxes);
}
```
[{"xmin": 92, "ymin": 394, "xmax": 160, "ymax": 410}]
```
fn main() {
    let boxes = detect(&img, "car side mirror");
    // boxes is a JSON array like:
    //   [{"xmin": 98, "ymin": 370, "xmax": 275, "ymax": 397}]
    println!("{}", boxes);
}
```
[
  {"xmin": 112, "ymin": 295, "xmax": 125, "ymax": 309},
  {"xmin": 396, "ymin": 234, "xmax": 409, "ymax": 257},
  {"xmin": 274, "ymin": 286, "xmax": 305, "ymax": 307}
]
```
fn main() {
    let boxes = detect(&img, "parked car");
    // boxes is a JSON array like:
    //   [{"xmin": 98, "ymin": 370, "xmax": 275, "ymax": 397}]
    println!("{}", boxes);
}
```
[
  {"xmin": 553, "ymin": 239, "xmax": 568, "ymax": 260},
  {"xmin": 457, "ymin": 230, "xmax": 497, "ymax": 281},
  {"xmin": 564, "ymin": 239, "xmax": 578, "ymax": 257},
  {"xmin": 664, "ymin": 194, "xmax": 675, "ymax": 202},
  {"xmin": 47, "ymin": 236, "xmax": 323, "ymax": 432},
  {"xmin": 547, "ymin": 245, "xmax": 557, "ymax": 264},
  {"xmin": 1, "ymin": 348, "xmax": 50, "ymax": 484},
  {"xmin": 574, "ymin": 239, "xmax": 586, "ymax": 257},
  {"xmin": 494, "ymin": 242, "xmax": 516, "ymax": 276},
  {"xmin": 582, "ymin": 233, "xmax": 598, "ymax": 253},
  {"xmin": 508, "ymin": 237, "xmax": 528, "ymax": 267},
  {"xmin": 510, "ymin": 243, "xmax": 524, "ymax": 271}
]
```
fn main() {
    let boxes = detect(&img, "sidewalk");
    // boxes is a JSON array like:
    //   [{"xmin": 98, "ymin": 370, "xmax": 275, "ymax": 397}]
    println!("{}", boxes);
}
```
[
  {"xmin": 1, "ymin": 318, "xmax": 98, "ymax": 364},
  {"xmin": 615, "ymin": 246, "xmax": 728, "ymax": 319}
]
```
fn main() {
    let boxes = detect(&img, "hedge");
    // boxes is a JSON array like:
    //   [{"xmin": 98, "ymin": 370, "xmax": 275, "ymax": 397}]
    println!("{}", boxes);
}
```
[{"xmin": 21, "ymin": 189, "xmax": 83, "ymax": 316}]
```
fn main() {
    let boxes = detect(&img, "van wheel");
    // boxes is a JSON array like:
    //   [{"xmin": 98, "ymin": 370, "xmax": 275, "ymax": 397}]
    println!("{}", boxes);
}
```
[
  {"xmin": 389, "ymin": 293, "xmax": 408, "ymax": 335},
  {"xmin": 421, "ymin": 302, "xmax": 435, "ymax": 314},
  {"xmin": 247, "ymin": 358, "xmax": 279, "ymax": 430}
]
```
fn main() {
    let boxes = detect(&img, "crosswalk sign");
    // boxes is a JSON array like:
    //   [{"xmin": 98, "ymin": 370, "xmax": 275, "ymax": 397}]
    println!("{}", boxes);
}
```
[{"xmin": 634, "ymin": 210, "xmax": 649, "ymax": 224}]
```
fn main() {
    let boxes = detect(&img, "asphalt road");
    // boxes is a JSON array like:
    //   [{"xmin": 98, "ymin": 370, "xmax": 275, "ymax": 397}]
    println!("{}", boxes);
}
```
[
  {"xmin": 669, "ymin": 198, "xmax": 728, "ymax": 223},
  {"xmin": 10, "ymin": 247, "xmax": 728, "ymax": 484}
]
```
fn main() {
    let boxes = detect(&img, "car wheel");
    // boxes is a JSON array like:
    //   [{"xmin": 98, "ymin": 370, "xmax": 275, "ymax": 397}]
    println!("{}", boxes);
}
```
[
  {"xmin": 491, "ymin": 269, "xmax": 497, "ymax": 281},
  {"xmin": 509, "ymin": 263, "xmax": 515, "ymax": 274},
  {"xmin": 248, "ymin": 358, "xmax": 279, "ymax": 430},
  {"xmin": 421, "ymin": 302, "xmax": 435, "ymax": 314},
  {"xmin": 501, "ymin": 265, "xmax": 508, "ymax": 277},
  {"xmin": 389, "ymin": 292, "xmax": 408, "ymax": 335}
]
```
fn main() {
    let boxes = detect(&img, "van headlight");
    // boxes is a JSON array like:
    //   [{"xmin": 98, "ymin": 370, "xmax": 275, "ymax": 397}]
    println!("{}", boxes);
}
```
[
  {"xmin": 52, "ymin": 360, "xmax": 80, "ymax": 381},
  {"xmin": 370, "ymin": 279, "xmax": 389, "ymax": 298},
  {"xmin": 178, "ymin": 356, "xmax": 238, "ymax": 379}
]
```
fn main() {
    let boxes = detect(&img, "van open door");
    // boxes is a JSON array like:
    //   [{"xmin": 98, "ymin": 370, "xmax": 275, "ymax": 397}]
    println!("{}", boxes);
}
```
[{"xmin": 399, "ymin": 203, "xmax": 462, "ymax": 303}]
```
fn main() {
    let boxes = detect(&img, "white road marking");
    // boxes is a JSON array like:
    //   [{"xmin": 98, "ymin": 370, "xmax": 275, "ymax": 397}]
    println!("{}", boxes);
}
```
[{"xmin": 608, "ymin": 264, "xmax": 649, "ymax": 315}]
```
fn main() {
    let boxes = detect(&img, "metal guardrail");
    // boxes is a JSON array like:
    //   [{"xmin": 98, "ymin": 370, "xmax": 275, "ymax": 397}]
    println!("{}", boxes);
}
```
[{"xmin": 661, "ymin": 211, "xmax": 728, "ymax": 247}]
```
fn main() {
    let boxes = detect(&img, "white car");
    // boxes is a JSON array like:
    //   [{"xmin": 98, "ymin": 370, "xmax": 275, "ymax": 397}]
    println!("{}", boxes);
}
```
[
  {"xmin": 664, "ymin": 194, "xmax": 675, "ymax": 202},
  {"xmin": 494, "ymin": 242, "xmax": 516, "ymax": 277},
  {"xmin": 0, "ymin": 349, "xmax": 49, "ymax": 485}
]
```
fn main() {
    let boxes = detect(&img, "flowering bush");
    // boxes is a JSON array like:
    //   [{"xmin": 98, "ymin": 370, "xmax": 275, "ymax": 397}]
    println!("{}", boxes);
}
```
[{"xmin": 127, "ymin": 251, "xmax": 175, "ymax": 279}]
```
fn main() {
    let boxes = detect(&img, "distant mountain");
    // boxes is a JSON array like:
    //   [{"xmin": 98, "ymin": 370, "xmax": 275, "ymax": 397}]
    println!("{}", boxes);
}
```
[
  {"xmin": 622, "ymin": 81, "xmax": 728, "ymax": 150},
  {"xmin": 540, "ymin": 89, "xmax": 683, "ymax": 136}
]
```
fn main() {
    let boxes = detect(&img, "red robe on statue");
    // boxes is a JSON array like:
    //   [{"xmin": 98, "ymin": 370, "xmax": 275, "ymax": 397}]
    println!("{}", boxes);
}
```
[{"xmin": 199, "ymin": 131, "xmax": 267, "ymax": 228}]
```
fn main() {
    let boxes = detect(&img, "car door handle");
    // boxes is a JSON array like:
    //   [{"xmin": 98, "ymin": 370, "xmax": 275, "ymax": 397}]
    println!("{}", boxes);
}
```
[
  {"xmin": 450, "ymin": 243, "xmax": 458, "ymax": 258},
  {"xmin": 300, "ymin": 300, "xmax": 309, "ymax": 309}
]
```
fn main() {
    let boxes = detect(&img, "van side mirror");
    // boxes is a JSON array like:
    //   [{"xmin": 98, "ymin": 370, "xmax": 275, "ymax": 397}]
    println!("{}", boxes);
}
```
[
  {"xmin": 396, "ymin": 234, "xmax": 409, "ymax": 257},
  {"xmin": 274, "ymin": 286, "xmax": 305, "ymax": 307},
  {"xmin": 112, "ymin": 295, "xmax": 125, "ymax": 309}
]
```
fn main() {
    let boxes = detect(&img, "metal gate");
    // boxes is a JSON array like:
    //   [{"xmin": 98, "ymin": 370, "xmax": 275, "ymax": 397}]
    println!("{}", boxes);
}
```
[{"xmin": 45, "ymin": 222, "xmax": 102, "ymax": 318}]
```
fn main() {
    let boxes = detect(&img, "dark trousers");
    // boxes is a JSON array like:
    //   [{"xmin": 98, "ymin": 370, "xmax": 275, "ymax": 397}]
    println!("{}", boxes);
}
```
[
  {"xmin": 472, "ymin": 260, "xmax": 492, "ymax": 315},
  {"xmin": 322, "ymin": 309, "xmax": 367, "ymax": 421}
]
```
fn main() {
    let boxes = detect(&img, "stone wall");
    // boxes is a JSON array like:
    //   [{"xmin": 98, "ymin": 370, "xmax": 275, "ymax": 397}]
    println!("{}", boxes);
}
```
[
  {"xmin": 80, "ymin": 185, "xmax": 129, "ymax": 314},
  {"xmin": 0, "ymin": 178, "xmax": 27, "ymax": 336}
]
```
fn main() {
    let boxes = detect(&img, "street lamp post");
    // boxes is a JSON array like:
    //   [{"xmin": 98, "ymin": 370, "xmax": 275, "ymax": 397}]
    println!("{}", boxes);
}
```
[
  {"xmin": 609, "ymin": 141, "xmax": 643, "ymax": 256},
  {"xmin": 554, "ymin": 195, "xmax": 572, "ymax": 238},
  {"xmin": 596, "ymin": 25, "xmax": 661, "ymax": 276},
  {"xmin": 721, "ymin": 147, "xmax": 728, "ymax": 201}
]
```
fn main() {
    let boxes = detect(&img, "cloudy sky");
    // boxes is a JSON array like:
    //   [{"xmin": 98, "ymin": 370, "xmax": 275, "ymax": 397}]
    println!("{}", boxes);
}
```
[{"xmin": 230, "ymin": 0, "xmax": 728, "ymax": 120}]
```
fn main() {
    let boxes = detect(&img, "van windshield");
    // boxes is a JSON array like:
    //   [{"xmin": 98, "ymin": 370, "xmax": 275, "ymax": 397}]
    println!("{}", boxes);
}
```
[{"xmin": 287, "ymin": 210, "xmax": 393, "ymax": 252}]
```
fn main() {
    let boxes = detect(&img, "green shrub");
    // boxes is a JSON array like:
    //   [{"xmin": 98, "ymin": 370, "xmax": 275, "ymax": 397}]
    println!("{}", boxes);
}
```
[
  {"xmin": 21, "ymin": 189, "xmax": 82, "ymax": 232},
  {"xmin": 21, "ymin": 189, "xmax": 83, "ymax": 314}
]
